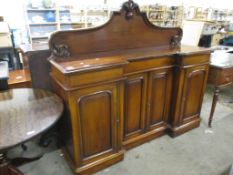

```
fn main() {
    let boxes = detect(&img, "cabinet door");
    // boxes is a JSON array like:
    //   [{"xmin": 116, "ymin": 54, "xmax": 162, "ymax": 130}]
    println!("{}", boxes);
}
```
[
  {"xmin": 69, "ymin": 83, "xmax": 120, "ymax": 165},
  {"xmin": 123, "ymin": 73, "xmax": 147, "ymax": 142},
  {"xmin": 180, "ymin": 65, "xmax": 208, "ymax": 124},
  {"xmin": 146, "ymin": 69, "xmax": 173, "ymax": 130}
]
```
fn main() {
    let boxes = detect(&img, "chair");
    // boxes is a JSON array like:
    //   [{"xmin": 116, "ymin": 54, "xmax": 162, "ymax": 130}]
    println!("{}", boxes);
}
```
[{"xmin": 27, "ymin": 50, "xmax": 52, "ymax": 90}]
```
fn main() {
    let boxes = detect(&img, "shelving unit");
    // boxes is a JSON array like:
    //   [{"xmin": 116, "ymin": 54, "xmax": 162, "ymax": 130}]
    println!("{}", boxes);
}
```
[
  {"xmin": 25, "ymin": 0, "xmax": 59, "ymax": 43},
  {"xmin": 25, "ymin": 2, "xmax": 184, "ymax": 43},
  {"xmin": 85, "ymin": 5, "xmax": 110, "ymax": 28},
  {"xmin": 141, "ymin": 4, "xmax": 184, "ymax": 27},
  {"xmin": 184, "ymin": 7, "xmax": 233, "ymax": 23},
  {"xmin": 58, "ymin": 7, "xmax": 86, "ymax": 30},
  {"xmin": 25, "ymin": 1, "xmax": 110, "ymax": 43}
]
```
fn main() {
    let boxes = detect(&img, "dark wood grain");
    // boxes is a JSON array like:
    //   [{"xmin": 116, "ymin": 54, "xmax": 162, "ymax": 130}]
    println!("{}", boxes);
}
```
[
  {"xmin": 147, "ymin": 69, "xmax": 173, "ymax": 130},
  {"xmin": 66, "ymin": 83, "xmax": 124, "ymax": 174},
  {"xmin": 18, "ymin": 44, "xmax": 52, "ymax": 90},
  {"xmin": 48, "ymin": 1, "xmax": 212, "ymax": 174},
  {"xmin": 49, "ymin": 8, "xmax": 182, "ymax": 58},
  {"xmin": 208, "ymin": 86, "xmax": 220, "ymax": 127},
  {"xmin": 50, "ymin": 46, "xmax": 211, "ymax": 74},
  {"xmin": 0, "ymin": 162, "xmax": 24, "ymax": 175},
  {"xmin": 124, "ymin": 74, "xmax": 147, "ymax": 141},
  {"xmin": 182, "ymin": 67, "xmax": 208, "ymax": 122},
  {"xmin": 168, "ymin": 55, "xmax": 209, "ymax": 137},
  {"xmin": 79, "ymin": 91, "xmax": 112, "ymax": 158},
  {"xmin": 0, "ymin": 88, "xmax": 63, "ymax": 151}
]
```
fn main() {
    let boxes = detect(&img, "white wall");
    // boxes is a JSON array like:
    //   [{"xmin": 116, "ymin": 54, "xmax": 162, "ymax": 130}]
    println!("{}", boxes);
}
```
[
  {"xmin": 0, "ymin": 0, "xmax": 232, "ymax": 28},
  {"xmin": 107, "ymin": 0, "xmax": 233, "ymax": 9},
  {"xmin": 182, "ymin": 0, "xmax": 233, "ymax": 9},
  {"xmin": 0, "ymin": 0, "xmax": 26, "ymax": 29}
]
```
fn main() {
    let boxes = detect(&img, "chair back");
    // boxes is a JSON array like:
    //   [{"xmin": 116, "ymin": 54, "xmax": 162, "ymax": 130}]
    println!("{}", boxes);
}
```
[{"xmin": 28, "ymin": 50, "xmax": 52, "ymax": 90}]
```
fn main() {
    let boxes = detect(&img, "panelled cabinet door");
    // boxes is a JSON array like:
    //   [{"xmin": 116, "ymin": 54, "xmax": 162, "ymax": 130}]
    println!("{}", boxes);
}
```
[
  {"xmin": 69, "ymin": 83, "xmax": 120, "ymax": 166},
  {"xmin": 180, "ymin": 65, "xmax": 209, "ymax": 124},
  {"xmin": 146, "ymin": 69, "xmax": 173, "ymax": 130},
  {"xmin": 123, "ymin": 73, "xmax": 147, "ymax": 142}
]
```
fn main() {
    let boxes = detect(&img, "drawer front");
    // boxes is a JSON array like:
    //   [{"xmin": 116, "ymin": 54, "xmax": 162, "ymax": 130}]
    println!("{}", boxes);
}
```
[
  {"xmin": 179, "ymin": 54, "xmax": 210, "ymax": 66},
  {"xmin": 219, "ymin": 74, "xmax": 233, "ymax": 85},
  {"xmin": 51, "ymin": 66, "xmax": 124, "ymax": 89},
  {"xmin": 69, "ymin": 67, "xmax": 123, "ymax": 87},
  {"xmin": 223, "ymin": 68, "xmax": 233, "ymax": 75},
  {"xmin": 124, "ymin": 57, "xmax": 174, "ymax": 75},
  {"xmin": 213, "ymin": 67, "xmax": 233, "ymax": 85}
]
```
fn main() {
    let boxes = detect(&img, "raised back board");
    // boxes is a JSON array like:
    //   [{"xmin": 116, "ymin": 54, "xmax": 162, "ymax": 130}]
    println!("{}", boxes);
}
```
[{"xmin": 49, "ymin": 0, "xmax": 182, "ymax": 58}]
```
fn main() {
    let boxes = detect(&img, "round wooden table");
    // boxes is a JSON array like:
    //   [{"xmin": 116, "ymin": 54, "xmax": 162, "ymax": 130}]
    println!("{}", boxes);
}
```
[{"xmin": 0, "ymin": 88, "xmax": 64, "ymax": 175}]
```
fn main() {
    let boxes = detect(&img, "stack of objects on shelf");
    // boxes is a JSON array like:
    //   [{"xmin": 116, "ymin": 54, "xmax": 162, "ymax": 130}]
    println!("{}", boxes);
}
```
[
  {"xmin": 182, "ymin": 7, "xmax": 233, "ymax": 47},
  {"xmin": 25, "ymin": 0, "xmax": 110, "ymax": 43},
  {"xmin": 141, "ymin": 4, "xmax": 183, "ymax": 27},
  {"xmin": 0, "ymin": 17, "xmax": 16, "ymax": 70},
  {"xmin": 26, "ymin": 0, "xmax": 58, "ymax": 43}
]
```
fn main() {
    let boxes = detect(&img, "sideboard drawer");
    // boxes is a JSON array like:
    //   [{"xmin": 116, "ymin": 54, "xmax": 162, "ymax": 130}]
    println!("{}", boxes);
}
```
[
  {"xmin": 51, "ymin": 66, "xmax": 124, "ymax": 89},
  {"xmin": 124, "ymin": 57, "xmax": 174, "ymax": 75}
]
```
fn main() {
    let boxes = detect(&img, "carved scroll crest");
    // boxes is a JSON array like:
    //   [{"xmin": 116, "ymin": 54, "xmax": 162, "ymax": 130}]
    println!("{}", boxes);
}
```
[
  {"xmin": 52, "ymin": 44, "xmax": 71, "ymax": 57},
  {"xmin": 170, "ymin": 30, "xmax": 183, "ymax": 49},
  {"xmin": 122, "ymin": 0, "xmax": 140, "ymax": 19}
]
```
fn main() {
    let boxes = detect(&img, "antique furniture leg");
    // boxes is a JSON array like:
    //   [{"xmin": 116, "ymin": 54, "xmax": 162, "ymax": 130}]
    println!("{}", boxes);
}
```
[
  {"xmin": 21, "ymin": 144, "xmax": 27, "ymax": 151},
  {"xmin": 38, "ymin": 126, "xmax": 59, "ymax": 147},
  {"xmin": 208, "ymin": 86, "xmax": 220, "ymax": 127},
  {"xmin": 0, "ymin": 152, "xmax": 24, "ymax": 175},
  {"xmin": 10, "ymin": 151, "xmax": 43, "ymax": 167}
]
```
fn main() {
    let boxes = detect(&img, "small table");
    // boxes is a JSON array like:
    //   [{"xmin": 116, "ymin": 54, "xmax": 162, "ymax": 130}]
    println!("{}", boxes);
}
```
[
  {"xmin": 0, "ymin": 88, "xmax": 63, "ymax": 175},
  {"xmin": 208, "ymin": 48, "xmax": 233, "ymax": 127},
  {"xmin": 8, "ymin": 69, "xmax": 31, "ymax": 89}
]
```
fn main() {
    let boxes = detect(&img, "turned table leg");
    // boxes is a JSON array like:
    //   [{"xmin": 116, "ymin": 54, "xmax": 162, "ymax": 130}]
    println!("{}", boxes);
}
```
[
  {"xmin": 0, "ymin": 153, "xmax": 24, "ymax": 175},
  {"xmin": 208, "ymin": 86, "xmax": 220, "ymax": 128}
]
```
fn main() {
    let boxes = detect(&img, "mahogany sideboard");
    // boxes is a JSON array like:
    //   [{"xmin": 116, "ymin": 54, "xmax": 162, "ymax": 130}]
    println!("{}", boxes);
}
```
[{"xmin": 48, "ymin": 1, "xmax": 212, "ymax": 174}]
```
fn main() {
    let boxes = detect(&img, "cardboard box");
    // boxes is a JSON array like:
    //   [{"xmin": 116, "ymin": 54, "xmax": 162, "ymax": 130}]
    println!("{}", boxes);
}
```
[{"xmin": 0, "ymin": 33, "xmax": 12, "ymax": 48}]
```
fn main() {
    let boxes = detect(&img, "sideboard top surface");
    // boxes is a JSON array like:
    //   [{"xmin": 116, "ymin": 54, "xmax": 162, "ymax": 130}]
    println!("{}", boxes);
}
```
[{"xmin": 50, "ymin": 45, "xmax": 212, "ymax": 74}]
